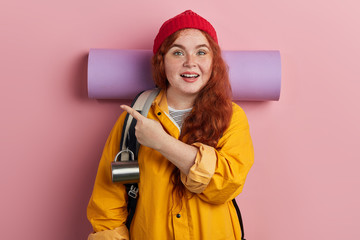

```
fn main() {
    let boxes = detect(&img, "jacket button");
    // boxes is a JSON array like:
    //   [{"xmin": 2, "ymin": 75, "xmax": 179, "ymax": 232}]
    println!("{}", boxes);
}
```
[
  {"xmin": 176, "ymin": 214, "xmax": 181, "ymax": 218},
  {"xmin": 157, "ymin": 112, "xmax": 161, "ymax": 116}
]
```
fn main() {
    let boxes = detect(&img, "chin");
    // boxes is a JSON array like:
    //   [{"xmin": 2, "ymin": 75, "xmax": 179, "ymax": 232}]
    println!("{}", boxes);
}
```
[{"xmin": 181, "ymin": 87, "xmax": 203, "ymax": 96}]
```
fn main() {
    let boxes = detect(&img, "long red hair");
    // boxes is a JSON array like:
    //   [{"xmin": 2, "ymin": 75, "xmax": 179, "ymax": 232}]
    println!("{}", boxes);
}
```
[{"xmin": 151, "ymin": 29, "xmax": 233, "ymax": 201}]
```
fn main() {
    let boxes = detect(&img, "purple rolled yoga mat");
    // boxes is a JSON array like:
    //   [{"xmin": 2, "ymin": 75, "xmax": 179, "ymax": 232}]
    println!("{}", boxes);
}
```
[{"xmin": 88, "ymin": 49, "xmax": 281, "ymax": 101}]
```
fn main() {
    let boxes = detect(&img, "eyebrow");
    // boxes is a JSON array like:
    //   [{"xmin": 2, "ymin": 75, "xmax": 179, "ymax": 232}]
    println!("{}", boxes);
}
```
[{"xmin": 169, "ymin": 44, "xmax": 210, "ymax": 50}]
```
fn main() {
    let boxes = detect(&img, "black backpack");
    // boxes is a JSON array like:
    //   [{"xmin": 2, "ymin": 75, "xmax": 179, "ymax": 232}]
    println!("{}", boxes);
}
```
[{"xmin": 117, "ymin": 88, "xmax": 246, "ymax": 240}]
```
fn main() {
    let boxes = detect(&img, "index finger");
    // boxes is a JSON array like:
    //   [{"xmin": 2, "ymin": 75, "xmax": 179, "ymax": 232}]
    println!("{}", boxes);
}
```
[{"xmin": 120, "ymin": 105, "xmax": 144, "ymax": 121}]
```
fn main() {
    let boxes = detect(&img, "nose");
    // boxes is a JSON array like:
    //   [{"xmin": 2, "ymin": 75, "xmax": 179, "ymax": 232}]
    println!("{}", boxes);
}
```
[{"xmin": 183, "ymin": 54, "xmax": 196, "ymax": 68}]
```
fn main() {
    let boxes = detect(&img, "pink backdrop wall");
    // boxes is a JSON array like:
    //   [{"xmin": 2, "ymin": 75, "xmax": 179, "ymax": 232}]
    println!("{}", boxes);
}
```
[{"xmin": 1, "ymin": 0, "xmax": 359, "ymax": 239}]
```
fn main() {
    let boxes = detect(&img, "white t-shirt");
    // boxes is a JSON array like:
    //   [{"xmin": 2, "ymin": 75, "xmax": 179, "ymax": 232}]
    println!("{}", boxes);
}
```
[{"xmin": 168, "ymin": 106, "xmax": 192, "ymax": 129}]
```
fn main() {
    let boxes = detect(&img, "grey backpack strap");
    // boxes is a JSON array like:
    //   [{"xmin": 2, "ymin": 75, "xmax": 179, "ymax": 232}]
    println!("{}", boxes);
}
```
[
  {"xmin": 141, "ymin": 88, "xmax": 161, "ymax": 117},
  {"xmin": 135, "ymin": 88, "xmax": 160, "ymax": 154},
  {"xmin": 119, "ymin": 88, "xmax": 160, "ymax": 159}
]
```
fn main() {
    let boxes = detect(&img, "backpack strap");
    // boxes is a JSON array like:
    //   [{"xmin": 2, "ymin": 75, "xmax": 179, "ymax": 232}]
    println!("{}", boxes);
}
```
[
  {"xmin": 118, "ymin": 88, "xmax": 160, "ymax": 230},
  {"xmin": 232, "ymin": 199, "xmax": 246, "ymax": 240},
  {"xmin": 120, "ymin": 88, "xmax": 160, "ymax": 158}
]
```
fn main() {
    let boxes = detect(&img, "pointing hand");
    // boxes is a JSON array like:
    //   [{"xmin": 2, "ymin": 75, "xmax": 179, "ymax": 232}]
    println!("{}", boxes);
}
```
[{"xmin": 120, "ymin": 105, "xmax": 167, "ymax": 151}]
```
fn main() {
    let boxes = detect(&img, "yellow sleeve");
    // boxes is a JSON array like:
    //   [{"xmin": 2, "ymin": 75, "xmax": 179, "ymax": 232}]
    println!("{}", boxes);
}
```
[
  {"xmin": 87, "ymin": 112, "xmax": 130, "ymax": 235},
  {"xmin": 181, "ymin": 103, "xmax": 254, "ymax": 204},
  {"xmin": 87, "ymin": 226, "xmax": 129, "ymax": 240},
  {"xmin": 180, "ymin": 143, "xmax": 216, "ymax": 193}
]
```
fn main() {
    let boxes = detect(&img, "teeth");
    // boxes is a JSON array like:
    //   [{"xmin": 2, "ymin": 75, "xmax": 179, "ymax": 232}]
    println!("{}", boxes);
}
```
[{"xmin": 181, "ymin": 74, "xmax": 199, "ymax": 78}]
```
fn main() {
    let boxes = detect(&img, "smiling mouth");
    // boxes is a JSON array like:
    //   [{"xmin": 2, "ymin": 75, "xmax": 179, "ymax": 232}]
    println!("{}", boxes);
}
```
[{"xmin": 180, "ymin": 74, "xmax": 200, "ymax": 78}]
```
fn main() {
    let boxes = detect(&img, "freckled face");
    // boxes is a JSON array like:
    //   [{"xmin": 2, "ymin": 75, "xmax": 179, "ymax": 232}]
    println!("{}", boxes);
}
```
[{"xmin": 164, "ymin": 29, "xmax": 213, "ymax": 100}]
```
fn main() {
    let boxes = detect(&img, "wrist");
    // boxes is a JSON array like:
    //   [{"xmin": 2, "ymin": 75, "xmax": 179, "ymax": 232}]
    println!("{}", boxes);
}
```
[{"xmin": 155, "ymin": 132, "xmax": 173, "ymax": 152}]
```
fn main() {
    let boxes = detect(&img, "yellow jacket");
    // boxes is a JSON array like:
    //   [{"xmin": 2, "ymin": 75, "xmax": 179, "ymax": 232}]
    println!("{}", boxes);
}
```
[{"xmin": 87, "ymin": 90, "xmax": 254, "ymax": 240}]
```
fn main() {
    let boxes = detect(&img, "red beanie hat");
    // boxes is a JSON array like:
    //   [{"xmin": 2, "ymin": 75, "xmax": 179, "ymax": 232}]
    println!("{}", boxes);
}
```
[{"xmin": 153, "ymin": 10, "xmax": 218, "ymax": 54}]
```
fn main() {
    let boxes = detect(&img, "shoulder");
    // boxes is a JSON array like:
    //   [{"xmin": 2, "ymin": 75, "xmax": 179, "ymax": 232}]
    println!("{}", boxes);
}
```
[
  {"xmin": 116, "ymin": 111, "xmax": 128, "ymax": 125},
  {"xmin": 106, "ymin": 111, "xmax": 128, "ymax": 139},
  {"xmin": 231, "ymin": 102, "xmax": 246, "ymax": 117},
  {"xmin": 112, "ymin": 111, "xmax": 128, "ymax": 129},
  {"xmin": 217, "ymin": 102, "xmax": 252, "ymax": 148},
  {"xmin": 230, "ymin": 102, "xmax": 249, "ymax": 129}
]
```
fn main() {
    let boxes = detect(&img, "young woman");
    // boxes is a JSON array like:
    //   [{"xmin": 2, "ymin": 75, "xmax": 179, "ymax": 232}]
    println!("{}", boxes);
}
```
[{"xmin": 87, "ymin": 10, "xmax": 254, "ymax": 240}]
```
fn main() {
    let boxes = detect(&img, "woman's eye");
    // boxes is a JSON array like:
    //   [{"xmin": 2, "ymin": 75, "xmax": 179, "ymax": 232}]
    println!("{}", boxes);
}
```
[
  {"xmin": 197, "ymin": 50, "xmax": 206, "ymax": 55},
  {"xmin": 173, "ymin": 51, "xmax": 184, "ymax": 56}
]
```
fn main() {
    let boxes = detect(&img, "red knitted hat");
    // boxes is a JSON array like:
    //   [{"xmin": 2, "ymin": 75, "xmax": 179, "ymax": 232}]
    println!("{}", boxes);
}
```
[{"xmin": 153, "ymin": 10, "xmax": 218, "ymax": 54}]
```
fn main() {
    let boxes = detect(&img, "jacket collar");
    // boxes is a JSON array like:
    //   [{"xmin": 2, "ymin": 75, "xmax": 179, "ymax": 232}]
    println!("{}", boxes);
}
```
[{"xmin": 153, "ymin": 89, "xmax": 169, "ymax": 114}]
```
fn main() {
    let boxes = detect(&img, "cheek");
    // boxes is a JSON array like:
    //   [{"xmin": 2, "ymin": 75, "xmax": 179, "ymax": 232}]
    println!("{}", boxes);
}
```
[
  {"xmin": 164, "ymin": 62, "xmax": 171, "ymax": 79},
  {"xmin": 164, "ymin": 65, "xmax": 174, "ymax": 80},
  {"xmin": 201, "ymin": 59, "xmax": 213, "ymax": 76},
  {"xmin": 164, "ymin": 57, "xmax": 178, "ymax": 77}
]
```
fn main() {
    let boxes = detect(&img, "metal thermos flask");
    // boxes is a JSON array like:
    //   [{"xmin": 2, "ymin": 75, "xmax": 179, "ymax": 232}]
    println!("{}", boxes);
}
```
[{"xmin": 111, "ymin": 149, "xmax": 139, "ymax": 183}]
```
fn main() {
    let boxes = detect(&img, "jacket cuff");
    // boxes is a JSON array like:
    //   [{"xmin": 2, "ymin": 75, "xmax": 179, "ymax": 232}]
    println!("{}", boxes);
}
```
[
  {"xmin": 88, "ymin": 225, "xmax": 129, "ymax": 240},
  {"xmin": 181, "ymin": 142, "xmax": 216, "ymax": 193}
]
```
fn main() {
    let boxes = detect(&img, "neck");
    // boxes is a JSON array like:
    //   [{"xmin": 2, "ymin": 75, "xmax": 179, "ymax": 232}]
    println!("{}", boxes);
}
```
[{"xmin": 166, "ymin": 89, "xmax": 196, "ymax": 110}]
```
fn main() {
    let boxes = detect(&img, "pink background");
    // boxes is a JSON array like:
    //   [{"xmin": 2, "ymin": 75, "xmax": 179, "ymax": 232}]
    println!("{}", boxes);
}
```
[{"xmin": 1, "ymin": 0, "xmax": 359, "ymax": 239}]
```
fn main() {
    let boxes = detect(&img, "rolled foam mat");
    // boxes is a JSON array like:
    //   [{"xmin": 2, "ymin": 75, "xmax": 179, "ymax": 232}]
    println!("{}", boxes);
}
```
[{"xmin": 88, "ymin": 49, "xmax": 281, "ymax": 101}]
